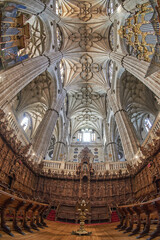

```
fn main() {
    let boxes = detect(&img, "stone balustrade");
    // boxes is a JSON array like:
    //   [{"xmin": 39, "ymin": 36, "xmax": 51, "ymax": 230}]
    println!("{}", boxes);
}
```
[{"xmin": 42, "ymin": 160, "xmax": 127, "ymax": 174}]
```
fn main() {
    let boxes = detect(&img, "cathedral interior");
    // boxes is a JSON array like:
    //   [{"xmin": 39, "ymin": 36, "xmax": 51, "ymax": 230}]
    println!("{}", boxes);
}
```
[{"xmin": 0, "ymin": 0, "xmax": 160, "ymax": 239}]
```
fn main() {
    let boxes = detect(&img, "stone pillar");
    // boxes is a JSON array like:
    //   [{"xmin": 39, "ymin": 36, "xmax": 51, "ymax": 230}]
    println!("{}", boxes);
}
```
[
  {"xmin": 105, "ymin": 122, "xmax": 119, "ymax": 162},
  {"xmin": 53, "ymin": 141, "xmax": 66, "ymax": 161},
  {"xmin": 106, "ymin": 142, "xmax": 119, "ymax": 162},
  {"xmin": 123, "ymin": 55, "xmax": 160, "ymax": 97},
  {"xmin": 32, "ymin": 89, "xmax": 66, "ymax": 159},
  {"xmin": 107, "ymin": 90, "xmax": 139, "ymax": 160},
  {"xmin": 0, "ymin": 51, "xmax": 62, "ymax": 108},
  {"xmin": 53, "ymin": 117, "xmax": 69, "ymax": 161},
  {"xmin": 110, "ymin": 52, "xmax": 160, "ymax": 97}
]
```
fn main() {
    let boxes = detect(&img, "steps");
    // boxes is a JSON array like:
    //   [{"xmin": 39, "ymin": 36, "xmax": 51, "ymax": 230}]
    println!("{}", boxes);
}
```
[
  {"xmin": 111, "ymin": 211, "xmax": 119, "ymax": 223},
  {"xmin": 47, "ymin": 210, "xmax": 56, "ymax": 221},
  {"xmin": 47, "ymin": 210, "xmax": 119, "ymax": 222}
]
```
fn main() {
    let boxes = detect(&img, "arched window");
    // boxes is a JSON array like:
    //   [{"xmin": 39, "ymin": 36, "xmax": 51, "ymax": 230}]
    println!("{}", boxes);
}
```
[
  {"xmin": 20, "ymin": 112, "xmax": 32, "ymax": 138},
  {"xmin": 59, "ymin": 60, "xmax": 65, "ymax": 84},
  {"xmin": 78, "ymin": 132, "xmax": 82, "ymax": 142},
  {"xmin": 21, "ymin": 116, "xmax": 29, "ymax": 130},
  {"xmin": 107, "ymin": 60, "xmax": 114, "ymax": 87},
  {"xmin": 108, "ymin": 24, "xmax": 114, "ymax": 50},
  {"xmin": 107, "ymin": 0, "xmax": 115, "ymax": 15},
  {"xmin": 140, "ymin": 113, "xmax": 155, "ymax": 140},
  {"xmin": 56, "ymin": 0, "xmax": 62, "ymax": 16},
  {"xmin": 77, "ymin": 129, "xmax": 97, "ymax": 142},
  {"xmin": 91, "ymin": 132, "xmax": 96, "ymax": 141},
  {"xmin": 56, "ymin": 25, "xmax": 62, "ymax": 50},
  {"xmin": 144, "ymin": 118, "xmax": 152, "ymax": 132}
]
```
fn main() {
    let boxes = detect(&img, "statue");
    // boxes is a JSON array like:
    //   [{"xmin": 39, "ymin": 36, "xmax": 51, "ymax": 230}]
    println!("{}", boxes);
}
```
[{"xmin": 72, "ymin": 200, "xmax": 92, "ymax": 236}]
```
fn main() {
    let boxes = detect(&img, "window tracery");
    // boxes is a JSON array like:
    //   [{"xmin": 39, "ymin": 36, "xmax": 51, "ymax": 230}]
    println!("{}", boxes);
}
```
[
  {"xmin": 56, "ymin": 25, "xmax": 62, "ymax": 50},
  {"xmin": 20, "ymin": 112, "xmax": 32, "ymax": 138},
  {"xmin": 21, "ymin": 115, "xmax": 29, "ymax": 130},
  {"xmin": 56, "ymin": 0, "xmax": 62, "ymax": 16},
  {"xmin": 59, "ymin": 60, "xmax": 65, "ymax": 84},
  {"xmin": 140, "ymin": 113, "xmax": 155, "ymax": 140},
  {"xmin": 76, "ymin": 129, "xmax": 96, "ymax": 143},
  {"xmin": 107, "ymin": 0, "xmax": 115, "ymax": 15},
  {"xmin": 108, "ymin": 24, "xmax": 114, "ymax": 50},
  {"xmin": 107, "ymin": 60, "xmax": 114, "ymax": 87}
]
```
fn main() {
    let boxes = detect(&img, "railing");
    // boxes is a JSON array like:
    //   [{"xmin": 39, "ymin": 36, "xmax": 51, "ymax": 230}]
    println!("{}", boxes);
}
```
[
  {"xmin": 43, "ymin": 160, "xmax": 62, "ymax": 170},
  {"xmin": 42, "ymin": 160, "xmax": 128, "ymax": 174},
  {"xmin": 108, "ymin": 161, "xmax": 127, "ymax": 171},
  {"xmin": 92, "ymin": 162, "xmax": 106, "ymax": 171},
  {"xmin": 64, "ymin": 162, "xmax": 78, "ymax": 171}
]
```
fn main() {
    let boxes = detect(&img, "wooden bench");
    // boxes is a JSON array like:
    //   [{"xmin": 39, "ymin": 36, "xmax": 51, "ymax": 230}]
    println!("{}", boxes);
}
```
[
  {"xmin": 116, "ymin": 197, "xmax": 160, "ymax": 240},
  {"xmin": 0, "ymin": 190, "xmax": 48, "ymax": 237}
]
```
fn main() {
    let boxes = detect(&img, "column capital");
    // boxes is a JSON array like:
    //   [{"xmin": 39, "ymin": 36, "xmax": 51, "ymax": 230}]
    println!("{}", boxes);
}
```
[
  {"xmin": 43, "ymin": 54, "xmax": 51, "ymax": 68},
  {"xmin": 37, "ymin": 3, "xmax": 47, "ymax": 15},
  {"xmin": 48, "ymin": 108, "xmax": 59, "ymax": 117},
  {"xmin": 114, "ymin": 109, "xmax": 126, "ymax": 117},
  {"xmin": 106, "ymin": 142, "xmax": 116, "ymax": 147},
  {"xmin": 55, "ymin": 141, "xmax": 66, "ymax": 146},
  {"xmin": 63, "ymin": 88, "xmax": 67, "ymax": 93}
]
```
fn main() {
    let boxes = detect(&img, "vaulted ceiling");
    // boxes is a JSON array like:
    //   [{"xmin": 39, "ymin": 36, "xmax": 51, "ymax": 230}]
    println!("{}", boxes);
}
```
[{"xmin": 58, "ymin": 0, "xmax": 111, "ymax": 136}]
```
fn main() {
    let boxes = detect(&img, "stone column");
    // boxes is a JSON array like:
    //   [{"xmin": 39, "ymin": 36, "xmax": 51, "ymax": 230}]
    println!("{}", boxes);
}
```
[
  {"xmin": 107, "ymin": 90, "xmax": 139, "ymax": 160},
  {"xmin": 53, "ymin": 141, "xmax": 66, "ymax": 161},
  {"xmin": 105, "ymin": 122, "xmax": 119, "ymax": 162},
  {"xmin": 53, "ymin": 117, "xmax": 69, "ymax": 161},
  {"xmin": 106, "ymin": 142, "xmax": 119, "ymax": 162},
  {"xmin": 0, "ymin": 51, "xmax": 62, "ymax": 108},
  {"xmin": 110, "ymin": 52, "xmax": 160, "ymax": 97},
  {"xmin": 32, "ymin": 89, "xmax": 66, "ymax": 159}
]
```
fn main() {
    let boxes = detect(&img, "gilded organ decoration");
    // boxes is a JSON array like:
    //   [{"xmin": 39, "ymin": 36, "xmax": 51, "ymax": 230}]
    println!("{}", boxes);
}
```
[
  {"xmin": 145, "ymin": 0, "xmax": 160, "ymax": 75},
  {"xmin": 69, "ymin": 26, "xmax": 102, "ymax": 51},
  {"xmin": 0, "ymin": 3, "xmax": 29, "ymax": 69},
  {"xmin": 118, "ymin": 2, "xmax": 157, "ymax": 62}
]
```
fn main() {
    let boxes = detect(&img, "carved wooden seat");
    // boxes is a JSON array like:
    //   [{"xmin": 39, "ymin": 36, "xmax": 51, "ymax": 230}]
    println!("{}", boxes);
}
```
[
  {"xmin": 117, "ymin": 197, "xmax": 160, "ymax": 240},
  {"xmin": 0, "ymin": 190, "xmax": 48, "ymax": 236}
]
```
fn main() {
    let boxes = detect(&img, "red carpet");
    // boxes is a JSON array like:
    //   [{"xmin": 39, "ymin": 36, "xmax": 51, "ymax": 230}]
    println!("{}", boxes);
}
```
[
  {"xmin": 47, "ymin": 210, "xmax": 119, "ymax": 224},
  {"xmin": 111, "ymin": 211, "xmax": 119, "ymax": 222},
  {"xmin": 47, "ymin": 210, "xmax": 56, "ymax": 221}
]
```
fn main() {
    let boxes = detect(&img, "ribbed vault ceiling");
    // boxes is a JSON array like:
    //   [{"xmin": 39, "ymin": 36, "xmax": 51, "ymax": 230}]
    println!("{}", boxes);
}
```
[{"xmin": 58, "ymin": 0, "xmax": 111, "ymax": 134}]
